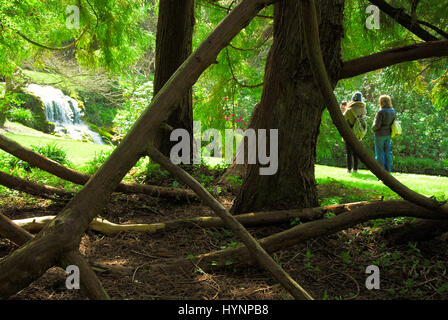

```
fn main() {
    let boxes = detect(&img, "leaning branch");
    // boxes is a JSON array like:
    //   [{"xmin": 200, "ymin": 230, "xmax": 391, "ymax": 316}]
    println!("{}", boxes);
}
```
[
  {"xmin": 417, "ymin": 20, "xmax": 448, "ymax": 40},
  {"xmin": 0, "ymin": 170, "xmax": 71, "ymax": 200},
  {"xmin": 0, "ymin": 134, "xmax": 197, "ymax": 201},
  {"xmin": 300, "ymin": 0, "xmax": 448, "ymax": 215},
  {"xmin": 340, "ymin": 40, "xmax": 448, "ymax": 79},
  {"xmin": 147, "ymin": 145, "xmax": 313, "ymax": 300}
]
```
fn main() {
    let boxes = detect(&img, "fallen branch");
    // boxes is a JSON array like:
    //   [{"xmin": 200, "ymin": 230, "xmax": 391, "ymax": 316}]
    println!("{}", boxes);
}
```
[
  {"xmin": 147, "ymin": 145, "xmax": 313, "ymax": 300},
  {"xmin": 0, "ymin": 170, "xmax": 71, "ymax": 200},
  {"xmin": 0, "ymin": 134, "xmax": 197, "ymax": 201},
  {"xmin": 383, "ymin": 219, "xmax": 448, "ymax": 244},
  {"xmin": 11, "ymin": 201, "xmax": 369, "ymax": 235},
  {"xmin": 150, "ymin": 200, "xmax": 447, "ymax": 271}
]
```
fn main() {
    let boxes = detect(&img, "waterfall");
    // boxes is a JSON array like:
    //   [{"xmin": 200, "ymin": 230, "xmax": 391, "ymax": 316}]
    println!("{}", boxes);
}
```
[{"xmin": 26, "ymin": 84, "xmax": 105, "ymax": 144}]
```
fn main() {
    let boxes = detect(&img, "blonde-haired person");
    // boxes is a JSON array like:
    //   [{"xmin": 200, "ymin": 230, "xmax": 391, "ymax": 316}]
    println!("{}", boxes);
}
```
[{"xmin": 372, "ymin": 95, "xmax": 396, "ymax": 172}]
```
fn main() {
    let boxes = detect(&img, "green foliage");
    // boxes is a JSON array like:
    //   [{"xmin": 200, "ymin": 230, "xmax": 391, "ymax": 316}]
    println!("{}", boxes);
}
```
[
  {"xmin": 0, "ymin": 91, "xmax": 24, "ymax": 126},
  {"xmin": 7, "ymin": 143, "xmax": 70, "ymax": 171},
  {"xmin": 225, "ymin": 175, "xmax": 243, "ymax": 187},
  {"xmin": 84, "ymin": 100, "xmax": 117, "ymax": 128},
  {"xmin": 0, "ymin": 0, "xmax": 153, "ymax": 74},
  {"xmin": 192, "ymin": 2, "xmax": 271, "ymax": 134},
  {"xmin": 84, "ymin": 149, "xmax": 114, "ymax": 174},
  {"xmin": 7, "ymin": 107, "xmax": 34, "ymax": 127},
  {"xmin": 31, "ymin": 143, "xmax": 70, "ymax": 166},
  {"xmin": 304, "ymin": 250, "xmax": 313, "ymax": 270},
  {"xmin": 112, "ymin": 81, "xmax": 153, "ymax": 139},
  {"xmin": 339, "ymin": 250, "xmax": 352, "ymax": 266}
]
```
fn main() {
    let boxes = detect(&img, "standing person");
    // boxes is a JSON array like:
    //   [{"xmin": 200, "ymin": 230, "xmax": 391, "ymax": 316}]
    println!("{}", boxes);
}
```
[
  {"xmin": 372, "ymin": 95, "xmax": 396, "ymax": 172},
  {"xmin": 340, "ymin": 101, "xmax": 347, "ymax": 114},
  {"xmin": 343, "ymin": 92, "xmax": 367, "ymax": 173}
]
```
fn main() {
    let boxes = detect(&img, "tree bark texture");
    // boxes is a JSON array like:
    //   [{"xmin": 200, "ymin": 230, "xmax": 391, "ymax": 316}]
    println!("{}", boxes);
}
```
[
  {"xmin": 153, "ymin": 0, "xmax": 195, "ymax": 156},
  {"xmin": 232, "ymin": 0, "xmax": 345, "ymax": 213}
]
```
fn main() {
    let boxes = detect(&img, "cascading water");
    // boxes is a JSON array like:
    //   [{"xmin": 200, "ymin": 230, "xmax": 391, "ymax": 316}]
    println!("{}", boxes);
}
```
[{"xmin": 26, "ymin": 84, "xmax": 104, "ymax": 144}]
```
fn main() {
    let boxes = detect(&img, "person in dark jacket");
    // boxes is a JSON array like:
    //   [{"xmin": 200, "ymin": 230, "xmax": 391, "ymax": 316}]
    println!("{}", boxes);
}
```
[
  {"xmin": 372, "ymin": 95, "xmax": 396, "ymax": 172},
  {"xmin": 343, "ymin": 92, "xmax": 367, "ymax": 173}
]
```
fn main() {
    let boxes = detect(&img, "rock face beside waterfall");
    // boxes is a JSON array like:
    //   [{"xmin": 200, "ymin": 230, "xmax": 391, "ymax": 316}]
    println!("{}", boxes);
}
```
[
  {"xmin": 16, "ymin": 90, "xmax": 55, "ymax": 133},
  {"xmin": 19, "ymin": 84, "xmax": 104, "ymax": 144}
]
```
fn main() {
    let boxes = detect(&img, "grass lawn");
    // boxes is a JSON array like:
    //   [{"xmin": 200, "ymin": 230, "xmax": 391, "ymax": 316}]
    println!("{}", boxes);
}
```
[
  {"xmin": 203, "ymin": 155, "xmax": 447, "ymax": 202},
  {"xmin": 315, "ymin": 164, "xmax": 448, "ymax": 202},
  {"xmin": 0, "ymin": 122, "xmax": 112, "ymax": 168}
]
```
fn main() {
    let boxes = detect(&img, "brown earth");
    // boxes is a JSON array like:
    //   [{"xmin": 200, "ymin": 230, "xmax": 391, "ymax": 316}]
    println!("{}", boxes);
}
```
[{"xmin": 1, "ymin": 183, "xmax": 448, "ymax": 300}]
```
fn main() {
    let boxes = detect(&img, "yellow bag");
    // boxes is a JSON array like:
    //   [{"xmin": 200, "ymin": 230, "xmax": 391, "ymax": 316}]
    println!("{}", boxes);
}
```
[{"xmin": 391, "ymin": 119, "xmax": 402, "ymax": 138}]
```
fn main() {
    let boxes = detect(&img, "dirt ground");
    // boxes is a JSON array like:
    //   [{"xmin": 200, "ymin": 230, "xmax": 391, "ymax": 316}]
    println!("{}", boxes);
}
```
[{"xmin": 1, "ymin": 185, "xmax": 448, "ymax": 301}]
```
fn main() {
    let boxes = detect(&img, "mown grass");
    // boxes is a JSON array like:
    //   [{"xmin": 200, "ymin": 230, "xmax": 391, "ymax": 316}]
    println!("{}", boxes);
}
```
[
  {"xmin": 315, "ymin": 165, "xmax": 448, "ymax": 202},
  {"xmin": 1, "ymin": 132, "xmax": 112, "ymax": 168}
]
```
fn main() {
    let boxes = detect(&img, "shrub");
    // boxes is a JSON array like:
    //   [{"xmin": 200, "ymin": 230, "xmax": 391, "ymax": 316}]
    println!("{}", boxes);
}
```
[
  {"xmin": 84, "ymin": 149, "xmax": 114, "ymax": 174},
  {"xmin": 5, "ymin": 144, "xmax": 69, "ymax": 171},
  {"xmin": 31, "ymin": 144, "xmax": 70, "ymax": 166},
  {"xmin": 0, "ymin": 91, "xmax": 24, "ymax": 126},
  {"xmin": 7, "ymin": 107, "xmax": 34, "ymax": 126}
]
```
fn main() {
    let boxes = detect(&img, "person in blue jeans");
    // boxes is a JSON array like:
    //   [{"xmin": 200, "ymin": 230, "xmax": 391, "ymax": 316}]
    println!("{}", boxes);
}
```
[{"xmin": 372, "ymin": 95, "xmax": 396, "ymax": 172}]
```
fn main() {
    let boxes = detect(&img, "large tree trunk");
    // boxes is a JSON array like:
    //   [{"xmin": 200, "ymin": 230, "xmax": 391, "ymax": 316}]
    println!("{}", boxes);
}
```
[
  {"xmin": 232, "ymin": 0, "xmax": 345, "ymax": 213},
  {"xmin": 153, "ymin": 0, "xmax": 195, "ymax": 156}
]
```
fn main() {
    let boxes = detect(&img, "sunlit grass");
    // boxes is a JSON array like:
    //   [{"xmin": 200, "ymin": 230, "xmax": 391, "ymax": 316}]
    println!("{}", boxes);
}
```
[
  {"xmin": 315, "ymin": 164, "xmax": 448, "ymax": 200},
  {"xmin": 1, "ymin": 132, "xmax": 112, "ymax": 168}
]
